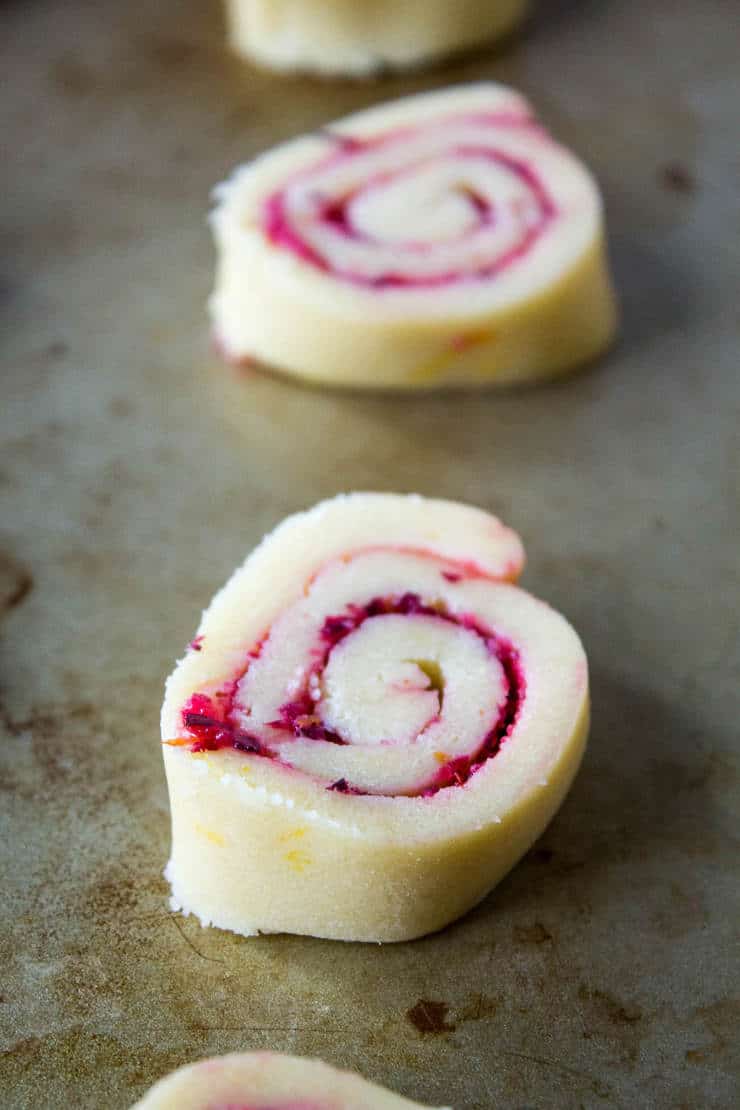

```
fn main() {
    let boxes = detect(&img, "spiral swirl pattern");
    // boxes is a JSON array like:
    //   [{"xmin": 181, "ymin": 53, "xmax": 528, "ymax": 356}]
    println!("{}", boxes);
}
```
[
  {"xmin": 264, "ymin": 111, "xmax": 555, "ymax": 289},
  {"xmin": 161, "ymin": 495, "xmax": 588, "ymax": 942},
  {"xmin": 210, "ymin": 84, "xmax": 617, "ymax": 388},
  {"xmin": 177, "ymin": 551, "xmax": 524, "ymax": 798}
]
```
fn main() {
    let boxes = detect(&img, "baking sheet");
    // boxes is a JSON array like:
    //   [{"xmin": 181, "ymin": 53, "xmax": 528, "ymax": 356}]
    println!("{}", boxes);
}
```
[{"xmin": 1, "ymin": 1, "xmax": 739, "ymax": 1106}]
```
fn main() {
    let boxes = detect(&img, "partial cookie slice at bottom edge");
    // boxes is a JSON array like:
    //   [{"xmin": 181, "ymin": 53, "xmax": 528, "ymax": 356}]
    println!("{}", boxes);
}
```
[{"xmin": 131, "ymin": 1051, "xmax": 450, "ymax": 1109}]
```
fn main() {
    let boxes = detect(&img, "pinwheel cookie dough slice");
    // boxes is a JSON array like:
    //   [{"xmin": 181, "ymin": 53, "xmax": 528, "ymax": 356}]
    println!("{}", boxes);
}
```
[
  {"xmin": 161, "ymin": 493, "xmax": 589, "ymax": 943},
  {"xmin": 132, "ymin": 1051, "xmax": 450, "ymax": 1109},
  {"xmin": 225, "ymin": 0, "xmax": 526, "ymax": 77},
  {"xmin": 210, "ymin": 83, "xmax": 617, "ymax": 389}
]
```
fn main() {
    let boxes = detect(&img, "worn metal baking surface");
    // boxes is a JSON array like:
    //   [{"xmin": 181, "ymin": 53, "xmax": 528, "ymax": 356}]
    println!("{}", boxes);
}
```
[{"xmin": 1, "ymin": 1, "xmax": 738, "ymax": 1107}]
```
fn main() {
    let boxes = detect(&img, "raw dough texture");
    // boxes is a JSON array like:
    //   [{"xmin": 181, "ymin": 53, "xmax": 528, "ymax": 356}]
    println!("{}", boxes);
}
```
[
  {"xmin": 210, "ymin": 84, "xmax": 617, "ymax": 389},
  {"xmin": 131, "ymin": 1051, "xmax": 449, "ymax": 1108},
  {"xmin": 161, "ymin": 493, "xmax": 588, "ymax": 942},
  {"xmin": 225, "ymin": 0, "xmax": 527, "ymax": 76}
]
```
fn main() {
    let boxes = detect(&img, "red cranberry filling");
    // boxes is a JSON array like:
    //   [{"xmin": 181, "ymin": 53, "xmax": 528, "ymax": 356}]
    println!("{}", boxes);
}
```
[
  {"xmin": 176, "ymin": 593, "xmax": 524, "ymax": 797},
  {"xmin": 180, "ymin": 692, "xmax": 267, "ymax": 756},
  {"xmin": 262, "ymin": 113, "xmax": 556, "ymax": 290}
]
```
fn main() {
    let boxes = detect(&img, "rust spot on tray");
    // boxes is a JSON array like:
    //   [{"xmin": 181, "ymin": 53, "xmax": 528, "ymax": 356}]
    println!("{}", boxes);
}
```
[
  {"xmin": 83, "ymin": 874, "xmax": 142, "ymax": 927},
  {"xmin": 50, "ymin": 57, "xmax": 96, "ymax": 98},
  {"xmin": 0, "ymin": 693, "xmax": 95, "ymax": 745},
  {"xmin": 685, "ymin": 998, "xmax": 740, "ymax": 1065},
  {"xmin": 658, "ymin": 162, "xmax": 696, "ymax": 194},
  {"xmin": 579, "ymin": 984, "xmax": 643, "ymax": 1025},
  {"xmin": 457, "ymin": 993, "xmax": 498, "ymax": 1023},
  {"xmin": 1, "ymin": 1035, "xmax": 43, "ymax": 1066},
  {"xmin": 577, "ymin": 982, "xmax": 646, "ymax": 1069},
  {"xmin": 109, "ymin": 396, "xmax": 136, "ymax": 421},
  {"xmin": 406, "ymin": 999, "xmax": 456, "ymax": 1035},
  {"xmin": 514, "ymin": 922, "xmax": 553, "ymax": 945},
  {"xmin": 149, "ymin": 38, "xmax": 200, "ymax": 70},
  {"xmin": 523, "ymin": 844, "xmax": 585, "ymax": 876},
  {"xmin": 648, "ymin": 752, "xmax": 737, "ymax": 799},
  {"xmin": 1, "ymin": 1026, "xmax": 186, "ymax": 1096},
  {"xmin": 529, "ymin": 846, "xmax": 555, "ymax": 864},
  {"xmin": 0, "ymin": 552, "xmax": 33, "ymax": 615}
]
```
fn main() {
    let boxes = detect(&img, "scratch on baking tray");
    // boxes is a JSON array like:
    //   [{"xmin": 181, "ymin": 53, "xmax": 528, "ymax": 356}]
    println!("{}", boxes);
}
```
[
  {"xmin": 122, "ymin": 911, "xmax": 173, "ymax": 925},
  {"xmin": 503, "ymin": 1051, "xmax": 610, "ymax": 1095},
  {"xmin": 190, "ymin": 1024, "xmax": 343, "ymax": 1035},
  {"xmin": 168, "ymin": 913, "xmax": 225, "ymax": 963}
]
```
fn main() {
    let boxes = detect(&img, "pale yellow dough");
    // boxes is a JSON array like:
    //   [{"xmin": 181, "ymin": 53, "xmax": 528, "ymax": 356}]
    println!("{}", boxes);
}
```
[
  {"xmin": 131, "ymin": 1051, "xmax": 449, "ymax": 1109},
  {"xmin": 225, "ymin": 0, "xmax": 526, "ymax": 76},
  {"xmin": 209, "ymin": 84, "xmax": 617, "ymax": 389},
  {"xmin": 161, "ymin": 494, "xmax": 588, "ymax": 943}
]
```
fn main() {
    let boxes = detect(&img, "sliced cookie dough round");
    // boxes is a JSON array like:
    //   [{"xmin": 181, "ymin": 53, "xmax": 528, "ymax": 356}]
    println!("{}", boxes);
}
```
[
  {"xmin": 225, "ymin": 0, "xmax": 527, "ymax": 77},
  {"xmin": 132, "ymin": 1051, "xmax": 449, "ymax": 1109},
  {"xmin": 210, "ymin": 83, "xmax": 617, "ymax": 389},
  {"xmin": 161, "ymin": 493, "xmax": 588, "ymax": 942}
]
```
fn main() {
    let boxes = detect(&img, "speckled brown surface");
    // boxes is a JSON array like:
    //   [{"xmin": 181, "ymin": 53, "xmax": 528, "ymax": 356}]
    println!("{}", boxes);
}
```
[{"xmin": 1, "ymin": 2, "xmax": 739, "ymax": 1107}]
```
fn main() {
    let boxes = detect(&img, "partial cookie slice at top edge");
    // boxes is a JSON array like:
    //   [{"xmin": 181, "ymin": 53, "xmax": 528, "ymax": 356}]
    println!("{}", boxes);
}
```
[{"xmin": 225, "ymin": 0, "xmax": 527, "ymax": 77}]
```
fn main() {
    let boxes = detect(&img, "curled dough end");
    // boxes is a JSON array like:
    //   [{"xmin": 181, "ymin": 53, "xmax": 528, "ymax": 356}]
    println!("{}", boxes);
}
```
[{"xmin": 161, "ymin": 493, "xmax": 588, "ymax": 942}]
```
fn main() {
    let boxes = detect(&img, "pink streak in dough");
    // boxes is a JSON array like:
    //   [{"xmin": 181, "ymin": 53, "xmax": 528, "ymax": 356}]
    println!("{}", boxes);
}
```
[
  {"xmin": 261, "ymin": 111, "xmax": 556, "ymax": 290},
  {"xmin": 172, "ymin": 575, "xmax": 526, "ymax": 797},
  {"xmin": 300, "ymin": 545, "xmax": 523, "ymax": 589}
]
